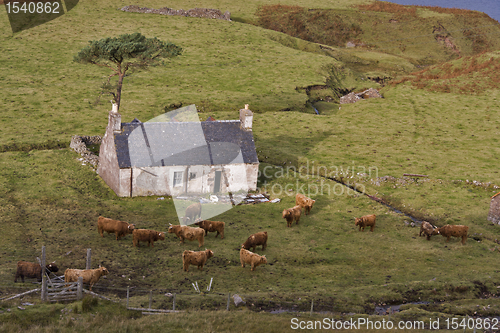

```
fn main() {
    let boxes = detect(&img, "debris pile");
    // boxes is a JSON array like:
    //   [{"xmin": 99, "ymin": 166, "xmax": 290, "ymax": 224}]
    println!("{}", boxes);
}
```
[{"xmin": 340, "ymin": 88, "xmax": 382, "ymax": 104}]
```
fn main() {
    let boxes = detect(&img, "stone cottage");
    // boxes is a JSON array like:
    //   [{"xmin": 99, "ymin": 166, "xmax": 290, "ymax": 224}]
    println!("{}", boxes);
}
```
[
  {"xmin": 98, "ymin": 104, "xmax": 259, "ymax": 197},
  {"xmin": 488, "ymin": 191, "xmax": 500, "ymax": 225}
]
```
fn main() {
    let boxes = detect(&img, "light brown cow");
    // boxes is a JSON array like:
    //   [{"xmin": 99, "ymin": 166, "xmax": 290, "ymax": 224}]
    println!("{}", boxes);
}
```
[
  {"xmin": 14, "ymin": 261, "xmax": 59, "ymax": 283},
  {"xmin": 133, "ymin": 229, "xmax": 165, "ymax": 247},
  {"xmin": 240, "ymin": 248, "xmax": 267, "ymax": 271},
  {"xmin": 97, "ymin": 216, "xmax": 135, "ymax": 240},
  {"xmin": 168, "ymin": 224, "xmax": 205, "ymax": 247},
  {"xmin": 354, "ymin": 214, "xmax": 376, "ymax": 232},
  {"xmin": 182, "ymin": 249, "xmax": 214, "ymax": 271},
  {"xmin": 419, "ymin": 221, "xmax": 436, "ymax": 240},
  {"xmin": 183, "ymin": 202, "xmax": 202, "ymax": 224},
  {"xmin": 282, "ymin": 205, "xmax": 302, "ymax": 227},
  {"xmin": 194, "ymin": 220, "xmax": 225, "ymax": 239},
  {"xmin": 242, "ymin": 231, "xmax": 267, "ymax": 252},
  {"xmin": 295, "ymin": 193, "xmax": 315, "ymax": 215},
  {"xmin": 434, "ymin": 224, "xmax": 469, "ymax": 245},
  {"xmin": 64, "ymin": 266, "xmax": 108, "ymax": 291}
]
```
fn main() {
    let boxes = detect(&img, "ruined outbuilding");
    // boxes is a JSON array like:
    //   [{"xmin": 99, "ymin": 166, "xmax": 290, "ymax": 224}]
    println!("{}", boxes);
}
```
[
  {"xmin": 488, "ymin": 192, "xmax": 500, "ymax": 225},
  {"xmin": 98, "ymin": 104, "xmax": 259, "ymax": 197}
]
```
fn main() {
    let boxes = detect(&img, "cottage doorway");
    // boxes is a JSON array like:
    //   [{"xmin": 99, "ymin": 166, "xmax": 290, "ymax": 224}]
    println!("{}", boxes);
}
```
[{"xmin": 213, "ymin": 171, "xmax": 221, "ymax": 193}]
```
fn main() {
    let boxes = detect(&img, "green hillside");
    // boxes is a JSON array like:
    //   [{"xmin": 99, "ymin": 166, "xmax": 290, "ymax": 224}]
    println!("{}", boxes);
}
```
[{"xmin": 2, "ymin": 0, "xmax": 500, "ymax": 331}]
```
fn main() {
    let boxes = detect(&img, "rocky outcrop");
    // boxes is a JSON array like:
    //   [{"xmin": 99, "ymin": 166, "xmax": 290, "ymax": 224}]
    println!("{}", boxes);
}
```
[{"xmin": 121, "ymin": 5, "xmax": 231, "ymax": 21}]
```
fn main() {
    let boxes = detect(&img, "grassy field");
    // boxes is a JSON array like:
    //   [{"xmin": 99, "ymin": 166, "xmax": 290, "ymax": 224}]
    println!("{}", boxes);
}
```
[{"xmin": 2, "ymin": 0, "xmax": 500, "ymax": 331}]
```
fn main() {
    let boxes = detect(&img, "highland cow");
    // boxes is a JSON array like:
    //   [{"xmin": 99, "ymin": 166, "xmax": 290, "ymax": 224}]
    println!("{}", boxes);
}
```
[
  {"xmin": 194, "ymin": 219, "xmax": 225, "ymax": 239},
  {"xmin": 240, "ymin": 248, "xmax": 267, "ymax": 271},
  {"xmin": 242, "ymin": 231, "xmax": 267, "ymax": 252},
  {"xmin": 97, "ymin": 216, "xmax": 135, "ymax": 240},
  {"xmin": 434, "ymin": 224, "xmax": 469, "ymax": 245},
  {"xmin": 64, "ymin": 266, "xmax": 108, "ymax": 291},
  {"xmin": 295, "ymin": 193, "xmax": 315, "ymax": 215},
  {"xmin": 354, "ymin": 214, "xmax": 376, "ymax": 232},
  {"xmin": 182, "ymin": 249, "xmax": 214, "ymax": 272},
  {"xmin": 282, "ymin": 205, "xmax": 302, "ymax": 227},
  {"xmin": 14, "ymin": 261, "xmax": 59, "ymax": 283},
  {"xmin": 133, "ymin": 229, "xmax": 165, "ymax": 247}
]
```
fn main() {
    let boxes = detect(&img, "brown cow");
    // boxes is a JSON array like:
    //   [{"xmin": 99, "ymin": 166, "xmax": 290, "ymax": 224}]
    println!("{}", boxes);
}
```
[
  {"xmin": 419, "ymin": 221, "xmax": 436, "ymax": 240},
  {"xmin": 14, "ymin": 261, "xmax": 59, "ymax": 283},
  {"xmin": 242, "ymin": 231, "xmax": 267, "ymax": 252},
  {"xmin": 434, "ymin": 224, "xmax": 469, "ymax": 245},
  {"xmin": 168, "ymin": 224, "xmax": 205, "ymax": 247},
  {"xmin": 240, "ymin": 248, "xmax": 267, "ymax": 271},
  {"xmin": 97, "ymin": 216, "xmax": 135, "ymax": 240},
  {"xmin": 183, "ymin": 202, "xmax": 202, "ymax": 224},
  {"xmin": 133, "ymin": 229, "xmax": 165, "ymax": 247},
  {"xmin": 64, "ymin": 266, "xmax": 108, "ymax": 291},
  {"xmin": 194, "ymin": 220, "xmax": 225, "ymax": 239},
  {"xmin": 182, "ymin": 249, "xmax": 214, "ymax": 271},
  {"xmin": 295, "ymin": 193, "xmax": 315, "ymax": 215},
  {"xmin": 282, "ymin": 205, "xmax": 302, "ymax": 227},
  {"xmin": 355, "ymin": 214, "xmax": 376, "ymax": 232}
]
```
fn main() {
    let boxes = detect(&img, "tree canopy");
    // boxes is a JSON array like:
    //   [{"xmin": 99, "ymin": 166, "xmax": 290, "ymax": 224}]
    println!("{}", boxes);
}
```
[{"xmin": 74, "ymin": 32, "xmax": 182, "ymax": 110}]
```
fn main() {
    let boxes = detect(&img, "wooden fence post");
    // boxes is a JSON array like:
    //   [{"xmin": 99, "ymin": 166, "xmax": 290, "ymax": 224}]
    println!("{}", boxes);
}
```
[
  {"xmin": 310, "ymin": 299, "xmax": 314, "ymax": 316},
  {"xmin": 149, "ymin": 290, "xmax": 152, "ymax": 309},
  {"xmin": 173, "ymin": 293, "xmax": 176, "ymax": 311},
  {"xmin": 226, "ymin": 293, "xmax": 230, "ymax": 311},
  {"xmin": 86, "ymin": 249, "xmax": 91, "ymax": 270},
  {"xmin": 126, "ymin": 286, "xmax": 129, "ymax": 308},
  {"xmin": 77, "ymin": 277, "xmax": 83, "ymax": 300},
  {"xmin": 41, "ymin": 246, "xmax": 47, "ymax": 302}
]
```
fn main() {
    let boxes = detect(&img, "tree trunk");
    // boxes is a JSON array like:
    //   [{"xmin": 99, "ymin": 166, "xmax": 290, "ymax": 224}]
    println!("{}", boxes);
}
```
[{"xmin": 116, "ymin": 72, "xmax": 125, "ymax": 111}]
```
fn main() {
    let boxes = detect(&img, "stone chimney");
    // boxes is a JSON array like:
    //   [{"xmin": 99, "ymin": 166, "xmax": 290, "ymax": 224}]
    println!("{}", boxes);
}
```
[
  {"xmin": 109, "ymin": 102, "xmax": 121, "ymax": 133},
  {"xmin": 239, "ymin": 104, "xmax": 253, "ymax": 131}
]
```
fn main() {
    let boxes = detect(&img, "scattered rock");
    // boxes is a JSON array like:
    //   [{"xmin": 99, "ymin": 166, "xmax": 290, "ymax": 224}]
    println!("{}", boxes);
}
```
[{"xmin": 233, "ymin": 294, "xmax": 245, "ymax": 307}]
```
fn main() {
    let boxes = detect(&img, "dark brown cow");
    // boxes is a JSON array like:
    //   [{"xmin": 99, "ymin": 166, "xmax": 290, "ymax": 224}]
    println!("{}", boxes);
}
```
[
  {"xmin": 194, "ymin": 220, "xmax": 225, "ymax": 239},
  {"xmin": 15, "ymin": 261, "xmax": 59, "ymax": 283},
  {"xmin": 133, "ymin": 229, "xmax": 165, "ymax": 247},
  {"xmin": 97, "ymin": 216, "xmax": 135, "ymax": 240},
  {"xmin": 183, "ymin": 202, "xmax": 202, "ymax": 224},
  {"xmin": 242, "ymin": 231, "xmax": 267, "ymax": 252}
]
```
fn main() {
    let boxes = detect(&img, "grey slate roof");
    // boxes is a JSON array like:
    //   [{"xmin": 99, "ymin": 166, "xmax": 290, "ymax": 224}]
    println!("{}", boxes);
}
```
[{"xmin": 115, "ymin": 119, "xmax": 258, "ymax": 168}]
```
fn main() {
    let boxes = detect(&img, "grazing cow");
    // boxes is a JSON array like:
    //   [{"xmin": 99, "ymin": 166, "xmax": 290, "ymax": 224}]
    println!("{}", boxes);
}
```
[
  {"xmin": 168, "ymin": 224, "xmax": 205, "ymax": 247},
  {"xmin": 354, "ymin": 214, "xmax": 376, "ymax": 232},
  {"xmin": 419, "ymin": 221, "xmax": 436, "ymax": 240},
  {"xmin": 183, "ymin": 202, "xmax": 202, "ymax": 224},
  {"xmin": 282, "ymin": 205, "xmax": 302, "ymax": 227},
  {"xmin": 182, "ymin": 249, "xmax": 214, "ymax": 272},
  {"xmin": 295, "ymin": 193, "xmax": 315, "ymax": 215},
  {"xmin": 14, "ymin": 261, "xmax": 59, "ymax": 283},
  {"xmin": 64, "ymin": 266, "xmax": 109, "ymax": 291},
  {"xmin": 242, "ymin": 231, "xmax": 267, "ymax": 252},
  {"xmin": 434, "ymin": 224, "xmax": 469, "ymax": 245},
  {"xmin": 194, "ymin": 220, "xmax": 225, "ymax": 239},
  {"xmin": 97, "ymin": 216, "xmax": 135, "ymax": 240},
  {"xmin": 240, "ymin": 248, "xmax": 267, "ymax": 271},
  {"xmin": 133, "ymin": 229, "xmax": 165, "ymax": 247}
]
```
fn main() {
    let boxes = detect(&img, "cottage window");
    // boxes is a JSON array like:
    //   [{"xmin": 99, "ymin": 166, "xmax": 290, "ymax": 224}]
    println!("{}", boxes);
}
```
[
  {"xmin": 189, "ymin": 172, "xmax": 196, "ymax": 180},
  {"xmin": 173, "ymin": 171, "xmax": 183, "ymax": 187}
]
